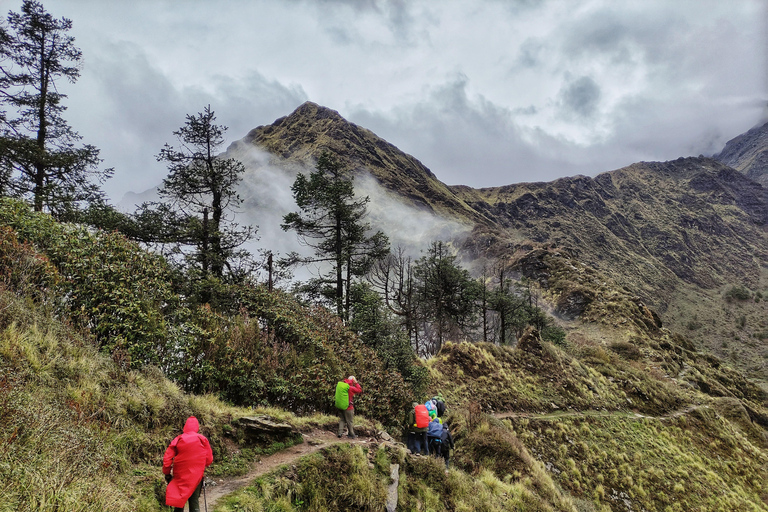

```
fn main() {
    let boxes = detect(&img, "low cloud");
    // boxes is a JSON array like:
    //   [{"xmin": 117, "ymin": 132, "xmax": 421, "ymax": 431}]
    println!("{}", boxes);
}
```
[
  {"xmin": 68, "ymin": 41, "xmax": 307, "ymax": 204},
  {"xmin": 222, "ymin": 142, "xmax": 470, "ymax": 282}
]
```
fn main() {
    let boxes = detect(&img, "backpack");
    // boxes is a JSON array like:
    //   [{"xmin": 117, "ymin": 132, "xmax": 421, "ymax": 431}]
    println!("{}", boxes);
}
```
[
  {"xmin": 435, "ymin": 399, "xmax": 446, "ymax": 417},
  {"xmin": 427, "ymin": 418, "xmax": 443, "ymax": 438},
  {"xmin": 414, "ymin": 404, "xmax": 429, "ymax": 428},
  {"xmin": 334, "ymin": 381, "xmax": 350, "ymax": 410}
]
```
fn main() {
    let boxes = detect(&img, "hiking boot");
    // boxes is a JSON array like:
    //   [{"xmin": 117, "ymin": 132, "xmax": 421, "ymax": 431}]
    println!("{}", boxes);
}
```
[
  {"xmin": 337, "ymin": 433, "xmax": 342, "ymax": 438},
  {"xmin": 348, "ymin": 434, "xmax": 357, "ymax": 439}
]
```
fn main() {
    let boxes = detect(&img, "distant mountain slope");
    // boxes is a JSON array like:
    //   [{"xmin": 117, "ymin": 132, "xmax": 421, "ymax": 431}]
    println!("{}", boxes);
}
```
[
  {"xmin": 242, "ymin": 101, "xmax": 485, "ymax": 223},
  {"xmin": 241, "ymin": 103, "xmax": 768, "ymax": 381},
  {"xmin": 454, "ymin": 157, "xmax": 768, "ymax": 302},
  {"xmin": 715, "ymin": 120, "xmax": 768, "ymax": 187}
]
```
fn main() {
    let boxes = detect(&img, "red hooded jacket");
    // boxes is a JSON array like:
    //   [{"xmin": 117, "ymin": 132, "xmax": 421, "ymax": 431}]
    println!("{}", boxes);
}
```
[
  {"xmin": 344, "ymin": 378, "xmax": 362, "ymax": 410},
  {"xmin": 162, "ymin": 416, "xmax": 213, "ymax": 508}
]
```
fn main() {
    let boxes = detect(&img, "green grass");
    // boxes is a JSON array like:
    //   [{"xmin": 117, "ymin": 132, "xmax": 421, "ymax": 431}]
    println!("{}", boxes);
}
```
[
  {"xmin": 506, "ymin": 410, "xmax": 768, "ymax": 511},
  {"xmin": 0, "ymin": 288, "xmax": 324, "ymax": 511}
]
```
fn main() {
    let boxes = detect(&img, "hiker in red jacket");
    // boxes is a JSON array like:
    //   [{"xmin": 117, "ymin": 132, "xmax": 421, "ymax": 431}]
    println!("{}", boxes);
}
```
[
  {"xmin": 163, "ymin": 416, "xmax": 213, "ymax": 512},
  {"xmin": 338, "ymin": 375, "xmax": 362, "ymax": 438}
]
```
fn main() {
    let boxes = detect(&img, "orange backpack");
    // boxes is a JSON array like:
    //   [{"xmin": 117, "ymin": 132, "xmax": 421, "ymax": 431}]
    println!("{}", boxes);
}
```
[{"xmin": 414, "ymin": 404, "xmax": 429, "ymax": 428}]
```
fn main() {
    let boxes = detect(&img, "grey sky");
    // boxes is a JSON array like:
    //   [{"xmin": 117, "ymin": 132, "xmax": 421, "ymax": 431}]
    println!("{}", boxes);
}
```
[{"xmin": 27, "ymin": 0, "xmax": 768, "ymax": 202}]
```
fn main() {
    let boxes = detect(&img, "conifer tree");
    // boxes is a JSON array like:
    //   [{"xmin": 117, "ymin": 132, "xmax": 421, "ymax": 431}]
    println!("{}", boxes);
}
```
[
  {"xmin": 155, "ymin": 105, "xmax": 256, "ymax": 282},
  {"xmin": 412, "ymin": 241, "xmax": 479, "ymax": 354},
  {"xmin": 0, "ymin": 1, "xmax": 110, "ymax": 214},
  {"xmin": 282, "ymin": 151, "xmax": 389, "ymax": 320}
]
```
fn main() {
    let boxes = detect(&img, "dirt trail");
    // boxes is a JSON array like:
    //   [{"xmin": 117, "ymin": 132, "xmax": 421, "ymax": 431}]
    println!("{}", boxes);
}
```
[
  {"xmin": 203, "ymin": 406, "xmax": 707, "ymax": 508},
  {"xmin": 494, "ymin": 404, "xmax": 706, "ymax": 422},
  {"xmin": 203, "ymin": 430, "xmax": 373, "ymax": 509}
]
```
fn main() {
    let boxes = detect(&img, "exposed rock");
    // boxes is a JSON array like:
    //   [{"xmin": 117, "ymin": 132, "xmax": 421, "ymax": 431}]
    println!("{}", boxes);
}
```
[
  {"xmin": 234, "ymin": 416, "xmax": 297, "ymax": 443},
  {"xmin": 386, "ymin": 463, "xmax": 400, "ymax": 512},
  {"xmin": 714, "ymin": 120, "xmax": 768, "ymax": 187},
  {"xmin": 517, "ymin": 327, "xmax": 543, "ymax": 356}
]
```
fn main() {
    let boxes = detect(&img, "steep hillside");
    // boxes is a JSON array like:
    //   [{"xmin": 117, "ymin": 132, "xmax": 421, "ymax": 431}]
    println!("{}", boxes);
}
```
[
  {"xmin": 242, "ymin": 104, "xmax": 768, "ymax": 382},
  {"xmin": 241, "ymin": 101, "xmax": 486, "ymax": 222},
  {"xmin": 426, "ymin": 249, "xmax": 768, "ymax": 511},
  {"xmin": 453, "ymin": 159, "xmax": 768, "ymax": 382},
  {"xmin": 715, "ymin": 120, "xmax": 768, "ymax": 187},
  {"xmin": 455, "ymin": 158, "xmax": 768, "ymax": 297}
]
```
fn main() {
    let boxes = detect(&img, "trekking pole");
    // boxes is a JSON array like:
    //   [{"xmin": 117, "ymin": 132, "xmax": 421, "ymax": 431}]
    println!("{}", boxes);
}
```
[{"xmin": 203, "ymin": 473, "xmax": 208, "ymax": 512}]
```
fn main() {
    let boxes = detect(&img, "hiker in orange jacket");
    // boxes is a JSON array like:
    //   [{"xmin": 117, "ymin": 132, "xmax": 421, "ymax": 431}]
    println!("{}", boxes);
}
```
[
  {"xmin": 162, "ymin": 416, "xmax": 213, "ymax": 512},
  {"xmin": 338, "ymin": 375, "xmax": 362, "ymax": 438}
]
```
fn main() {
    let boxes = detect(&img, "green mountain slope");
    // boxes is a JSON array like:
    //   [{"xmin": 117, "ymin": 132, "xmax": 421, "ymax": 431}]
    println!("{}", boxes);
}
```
[
  {"xmin": 245, "ymin": 105, "xmax": 768, "ymax": 384},
  {"xmin": 3, "ymin": 103, "xmax": 767, "ymax": 511}
]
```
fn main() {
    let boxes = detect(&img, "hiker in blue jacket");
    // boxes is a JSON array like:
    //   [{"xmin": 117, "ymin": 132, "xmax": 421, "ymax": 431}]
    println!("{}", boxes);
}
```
[{"xmin": 427, "ymin": 416, "xmax": 443, "ymax": 457}]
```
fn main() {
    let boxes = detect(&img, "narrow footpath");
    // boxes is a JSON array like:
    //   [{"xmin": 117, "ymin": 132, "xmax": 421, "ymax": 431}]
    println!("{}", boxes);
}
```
[
  {"xmin": 204, "ymin": 405, "xmax": 707, "ymax": 508},
  {"xmin": 204, "ymin": 430, "xmax": 372, "ymax": 508},
  {"xmin": 494, "ymin": 404, "xmax": 706, "ymax": 422}
]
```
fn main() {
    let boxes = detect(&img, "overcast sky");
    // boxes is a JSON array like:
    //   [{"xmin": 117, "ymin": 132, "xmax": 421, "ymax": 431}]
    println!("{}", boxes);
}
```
[{"xmin": 26, "ymin": 0, "xmax": 768, "ymax": 203}]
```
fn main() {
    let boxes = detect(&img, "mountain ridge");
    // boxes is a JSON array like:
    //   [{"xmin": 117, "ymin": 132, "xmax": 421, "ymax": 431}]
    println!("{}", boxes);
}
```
[
  {"xmin": 242, "ymin": 102, "xmax": 768, "ymax": 383},
  {"xmin": 714, "ymin": 120, "xmax": 768, "ymax": 187},
  {"xmin": 242, "ymin": 101, "xmax": 488, "ymax": 223}
]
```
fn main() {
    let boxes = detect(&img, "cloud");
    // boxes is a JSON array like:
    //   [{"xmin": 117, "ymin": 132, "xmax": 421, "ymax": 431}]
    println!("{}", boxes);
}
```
[
  {"xmin": 65, "ymin": 40, "xmax": 307, "ymax": 204},
  {"xmin": 219, "ymin": 142, "xmax": 470, "ymax": 284},
  {"xmin": 34, "ymin": 0, "xmax": 768, "ymax": 203},
  {"xmin": 349, "ymin": 75, "xmax": 589, "ymax": 185},
  {"xmin": 355, "ymin": 173, "xmax": 472, "ymax": 255},
  {"xmin": 558, "ymin": 76, "xmax": 601, "ymax": 120}
]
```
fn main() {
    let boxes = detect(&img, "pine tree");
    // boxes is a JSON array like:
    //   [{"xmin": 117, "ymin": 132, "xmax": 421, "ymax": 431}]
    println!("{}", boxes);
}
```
[
  {"xmin": 155, "ymin": 105, "xmax": 256, "ymax": 282},
  {"xmin": 0, "ymin": 1, "xmax": 110, "ymax": 214},
  {"xmin": 282, "ymin": 151, "xmax": 389, "ymax": 320},
  {"xmin": 413, "ymin": 241, "xmax": 479, "ymax": 354}
]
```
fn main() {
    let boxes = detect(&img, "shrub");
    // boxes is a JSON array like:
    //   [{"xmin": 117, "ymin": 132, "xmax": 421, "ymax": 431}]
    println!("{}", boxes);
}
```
[
  {"xmin": 609, "ymin": 341, "xmax": 642, "ymax": 361},
  {"xmin": 0, "ymin": 198, "xmax": 177, "ymax": 367},
  {"xmin": 724, "ymin": 285, "xmax": 751, "ymax": 302},
  {"xmin": 542, "ymin": 324, "xmax": 567, "ymax": 346}
]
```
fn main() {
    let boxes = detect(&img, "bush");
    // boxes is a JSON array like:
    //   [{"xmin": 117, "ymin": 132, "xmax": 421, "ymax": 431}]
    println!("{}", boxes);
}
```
[
  {"xmin": 542, "ymin": 324, "xmax": 567, "ymax": 347},
  {"xmin": 609, "ymin": 341, "xmax": 642, "ymax": 361},
  {"xmin": 0, "ymin": 198, "xmax": 177, "ymax": 367},
  {"xmin": 724, "ymin": 285, "xmax": 751, "ymax": 302}
]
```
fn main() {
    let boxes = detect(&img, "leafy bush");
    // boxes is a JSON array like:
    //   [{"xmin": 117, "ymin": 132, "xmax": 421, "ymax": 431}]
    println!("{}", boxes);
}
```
[
  {"xmin": 724, "ymin": 285, "xmax": 752, "ymax": 302},
  {"xmin": 542, "ymin": 324, "xmax": 567, "ymax": 347},
  {"xmin": 0, "ymin": 198, "xmax": 177, "ymax": 367},
  {"xmin": 0, "ymin": 225, "xmax": 60, "ymax": 302}
]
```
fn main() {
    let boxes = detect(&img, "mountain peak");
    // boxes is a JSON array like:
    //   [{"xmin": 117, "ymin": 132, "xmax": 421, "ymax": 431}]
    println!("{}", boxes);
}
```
[
  {"xmin": 714, "ymin": 120, "xmax": 768, "ymax": 186},
  {"xmin": 241, "ymin": 102, "xmax": 484, "ymax": 220}
]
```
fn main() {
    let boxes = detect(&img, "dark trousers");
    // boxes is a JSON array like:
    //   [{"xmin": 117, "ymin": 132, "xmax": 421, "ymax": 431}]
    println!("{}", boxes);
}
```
[
  {"xmin": 410, "ymin": 431, "xmax": 429, "ymax": 454},
  {"xmin": 173, "ymin": 478, "xmax": 203, "ymax": 512},
  {"xmin": 428, "ymin": 437, "xmax": 442, "ymax": 457}
]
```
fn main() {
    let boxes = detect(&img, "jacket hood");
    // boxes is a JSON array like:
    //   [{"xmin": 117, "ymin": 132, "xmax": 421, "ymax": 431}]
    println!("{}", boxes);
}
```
[{"xmin": 183, "ymin": 416, "xmax": 200, "ymax": 434}]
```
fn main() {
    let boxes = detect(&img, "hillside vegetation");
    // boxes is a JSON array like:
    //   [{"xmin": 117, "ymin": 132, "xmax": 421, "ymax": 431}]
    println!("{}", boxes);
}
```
[
  {"xmin": 1, "ymin": 199, "xmax": 767, "ymax": 511},
  {"xmin": 246, "ymin": 105, "xmax": 768, "ymax": 386}
]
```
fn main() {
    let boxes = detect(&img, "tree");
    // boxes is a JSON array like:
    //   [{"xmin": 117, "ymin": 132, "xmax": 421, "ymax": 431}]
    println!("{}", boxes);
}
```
[
  {"xmin": 282, "ymin": 151, "xmax": 389, "ymax": 320},
  {"xmin": 348, "ymin": 282, "xmax": 427, "ymax": 395},
  {"xmin": 412, "ymin": 241, "xmax": 479, "ymax": 354},
  {"xmin": 154, "ymin": 105, "xmax": 256, "ymax": 283},
  {"xmin": 0, "ymin": 1, "xmax": 110, "ymax": 214},
  {"xmin": 488, "ymin": 263, "xmax": 530, "ymax": 345},
  {"xmin": 369, "ymin": 246, "xmax": 418, "ymax": 345}
]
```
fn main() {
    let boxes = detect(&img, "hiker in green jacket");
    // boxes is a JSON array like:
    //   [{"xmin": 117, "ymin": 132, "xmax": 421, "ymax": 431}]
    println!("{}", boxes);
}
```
[{"xmin": 337, "ymin": 376, "xmax": 362, "ymax": 438}]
